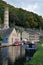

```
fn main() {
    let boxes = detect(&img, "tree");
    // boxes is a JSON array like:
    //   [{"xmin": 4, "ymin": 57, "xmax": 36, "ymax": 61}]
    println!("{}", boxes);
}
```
[
  {"xmin": 0, "ymin": 0, "xmax": 43, "ymax": 28},
  {"xmin": 32, "ymin": 21, "xmax": 38, "ymax": 28},
  {"xmin": 25, "ymin": 21, "xmax": 30, "ymax": 28},
  {"xmin": 0, "ymin": 34, "xmax": 3, "ymax": 45},
  {"xmin": 0, "ymin": 18, "xmax": 2, "ymax": 27},
  {"xmin": 0, "ymin": 34, "xmax": 3, "ymax": 41}
]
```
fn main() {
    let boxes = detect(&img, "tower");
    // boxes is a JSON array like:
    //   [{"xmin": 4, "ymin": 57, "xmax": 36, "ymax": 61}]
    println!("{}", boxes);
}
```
[{"xmin": 4, "ymin": 7, "xmax": 9, "ymax": 29}]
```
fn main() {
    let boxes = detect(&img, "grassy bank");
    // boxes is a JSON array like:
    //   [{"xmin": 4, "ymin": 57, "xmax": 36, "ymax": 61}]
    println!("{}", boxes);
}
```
[{"xmin": 25, "ymin": 43, "xmax": 43, "ymax": 65}]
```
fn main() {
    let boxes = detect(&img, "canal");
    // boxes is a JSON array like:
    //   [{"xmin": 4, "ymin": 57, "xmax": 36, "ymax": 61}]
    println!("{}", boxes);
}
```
[{"xmin": 0, "ymin": 44, "xmax": 37, "ymax": 65}]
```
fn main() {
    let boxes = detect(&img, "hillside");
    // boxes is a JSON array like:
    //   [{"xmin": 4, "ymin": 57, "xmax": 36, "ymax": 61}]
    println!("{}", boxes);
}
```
[{"xmin": 0, "ymin": 0, "xmax": 43, "ymax": 29}]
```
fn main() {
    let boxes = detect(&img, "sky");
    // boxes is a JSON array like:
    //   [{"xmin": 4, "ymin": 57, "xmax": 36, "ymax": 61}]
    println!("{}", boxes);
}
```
[{"xmin": 3, "ymin": 0, "xmax": 43, "ymax": 17}]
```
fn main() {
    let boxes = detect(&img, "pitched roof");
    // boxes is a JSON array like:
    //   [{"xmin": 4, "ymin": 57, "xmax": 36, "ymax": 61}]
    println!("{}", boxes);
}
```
[
  {"xmin": 25, "ymin": 29, "xmax": 39, "ymax": 35},
  {"xmin": 0, "ymin": 28, "xmax": 13, "ymax": 38}
]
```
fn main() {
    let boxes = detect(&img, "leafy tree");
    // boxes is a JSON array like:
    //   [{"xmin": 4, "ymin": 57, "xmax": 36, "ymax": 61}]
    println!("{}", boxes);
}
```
[
  {"xmin": 0, "ymin": 18, "xmax": 2, "ymax": 27},
  {"xmin": 38, "ymin": 16, "xmax": 43, "ymax": 29},
  {"xmin": 32, "ymin": 21, "xmax": 38, "ymax": 28},
  {"xmin": 25, "ymin": 21, "xmax": 30, "ymax": 28},
  {"xmin": 0, "ymin": 34, "xmax": 3, "ymax": 41},
  {"xmin": 0, "ymin": 0, "xmax": 43, "ymax": 29}
]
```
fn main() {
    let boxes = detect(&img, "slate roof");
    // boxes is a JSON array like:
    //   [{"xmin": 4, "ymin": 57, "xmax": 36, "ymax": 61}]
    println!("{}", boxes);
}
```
[
  {"xmin": 0, "ymin": 28, "xmax": 13, "ymax": 38},
  {"xmin": 25, "ymin": 29, "xmax": 39, "ymax": 35}
]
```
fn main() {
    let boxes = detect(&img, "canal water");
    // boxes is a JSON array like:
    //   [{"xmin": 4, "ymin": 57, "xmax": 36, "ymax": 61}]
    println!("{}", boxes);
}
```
[
  {"xmin": 0, "ymin": 44, "xmax": 37, "ymax": 65},
  {"xmin": 0, "ymin": 45, "xmax": 26, "ymax": 65},
  {"xmin": 0, "ymin": 47, "xmax": 8, "ymax": 65}
]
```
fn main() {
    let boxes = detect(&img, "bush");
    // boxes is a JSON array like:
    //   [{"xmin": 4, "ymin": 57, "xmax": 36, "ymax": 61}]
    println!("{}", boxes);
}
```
[
  {"xmin": 0, "ymin": 34, "xmax": 3, "ymax": 45},
  {"xmin": 0, "ymin": 34, "xmax": 3, "ymax": 41}
]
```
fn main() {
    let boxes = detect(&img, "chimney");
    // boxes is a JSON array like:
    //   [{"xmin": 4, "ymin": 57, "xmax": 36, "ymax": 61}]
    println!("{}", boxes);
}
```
[{"xmin": 4, "ymin": 7, "xmax": 9, "ymax": 29}]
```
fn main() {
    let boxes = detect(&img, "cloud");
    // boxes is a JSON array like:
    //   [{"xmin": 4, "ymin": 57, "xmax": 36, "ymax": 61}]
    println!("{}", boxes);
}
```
[
  {"xmin": 3, "ymin": 0, "xmax": 43, "ymax": 17},
  {"xmin": 23, "ymin": 3, "xmax": 38, "ymax": 11}
]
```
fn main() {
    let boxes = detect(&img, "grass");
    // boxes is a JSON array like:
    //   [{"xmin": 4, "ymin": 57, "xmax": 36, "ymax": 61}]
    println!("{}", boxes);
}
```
[{"xmin": 25, "ymin": 42, "xmax": 43, "ymax": 65}]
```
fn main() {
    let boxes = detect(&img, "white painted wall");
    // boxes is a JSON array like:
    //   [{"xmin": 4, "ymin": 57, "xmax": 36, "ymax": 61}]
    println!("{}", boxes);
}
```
[{"xmin": 8, "ymin": 28, "xmax": 20, "ymax": 45}]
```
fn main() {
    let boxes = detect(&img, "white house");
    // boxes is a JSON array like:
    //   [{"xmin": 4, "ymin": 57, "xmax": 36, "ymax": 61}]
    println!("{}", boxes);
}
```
[{"xmin": 26, "ymin": 29, "xmax": 40, "ymax": 43}]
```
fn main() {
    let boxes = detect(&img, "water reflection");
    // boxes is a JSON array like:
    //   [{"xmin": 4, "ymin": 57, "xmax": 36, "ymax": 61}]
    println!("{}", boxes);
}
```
[
  {"xmin": 0, "ymin": 44, "xmax": 36, "ymax": 65},
  {"xmin": 1, "ymin": 47, "xmax": 8, "ymax": 65},
  {"xmin": 0, "ymin": 47, "xmax": 3, "ymax": 65},
  {"xmin": 0, "ymin": 45, "xmax": 25, "ymax": 65},
  {"xmin": 2, "ymin": 47, "xmax": 8, "ymax": 58}
]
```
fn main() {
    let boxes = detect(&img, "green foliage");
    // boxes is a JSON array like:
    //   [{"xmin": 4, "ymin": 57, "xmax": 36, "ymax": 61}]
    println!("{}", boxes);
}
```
[
  {"xmin": 0, "ymin": 0, "xmax": 43, "ymax": 29},
  {"xmin": 0, "ymin": 18, "xmax": 2, "ymax": 24},
  {"xmin": 25, "ymin": 43, "xmax": 43, "ymax": 65},
  {"xmin": 39, "ymin": 36, "xmax": 43, "ymax": 43},
  {"xmin": 0, "ymin": 34, "xmax": 3, "ymax": 41}
]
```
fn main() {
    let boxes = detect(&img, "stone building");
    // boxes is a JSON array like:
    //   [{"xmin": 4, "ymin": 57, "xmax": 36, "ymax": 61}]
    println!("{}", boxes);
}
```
[
  {"xmin": 25, "ymin": 29, "xmax": 40, "ymax": 43},
  {"xmin": 0, "ymin": 7, "xmax": 20, "ymax": 45}
]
